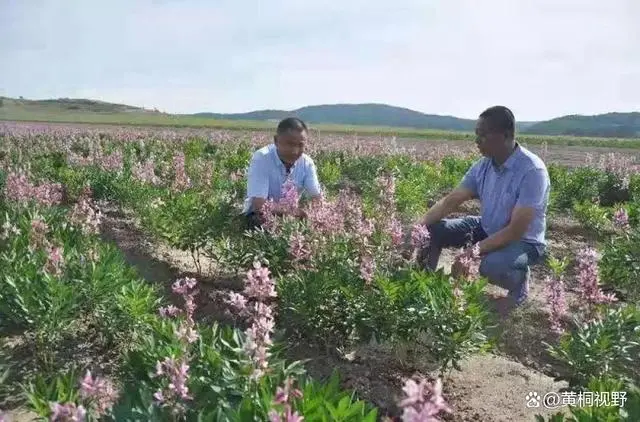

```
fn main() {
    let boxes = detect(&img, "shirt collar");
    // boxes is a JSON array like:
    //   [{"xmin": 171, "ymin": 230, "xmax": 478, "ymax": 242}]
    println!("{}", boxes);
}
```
[
  {"xmin": 492, "ymin": 143, "xmax": 521, "ymax": 171},
  {"xmin": 269, "ymin": 143, "xmax": 298, "ymax": 172}
]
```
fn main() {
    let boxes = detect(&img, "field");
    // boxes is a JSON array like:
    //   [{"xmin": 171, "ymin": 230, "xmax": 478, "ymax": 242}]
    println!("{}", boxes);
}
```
[{"xmin": 0, "ymin": 121, "xmax": 639, "ymax": 422}]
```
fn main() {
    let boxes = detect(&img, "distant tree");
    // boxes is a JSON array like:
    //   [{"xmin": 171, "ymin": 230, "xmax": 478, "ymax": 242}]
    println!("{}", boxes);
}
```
[{"xmin": 0, "ymin": 98, "xmax": 3, "ymax": 107}]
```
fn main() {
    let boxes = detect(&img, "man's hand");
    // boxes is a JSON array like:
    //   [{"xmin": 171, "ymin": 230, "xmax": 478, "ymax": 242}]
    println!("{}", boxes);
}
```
[{"xmin": 477, "ymin": 206, "xmax": 535, "ymax": 254}]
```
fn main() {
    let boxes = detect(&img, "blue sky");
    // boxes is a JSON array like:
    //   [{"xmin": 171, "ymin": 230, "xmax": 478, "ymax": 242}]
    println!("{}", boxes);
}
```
[{"xmin": 1, "ymin": 0, "xmax": 638, "ymax": 120}]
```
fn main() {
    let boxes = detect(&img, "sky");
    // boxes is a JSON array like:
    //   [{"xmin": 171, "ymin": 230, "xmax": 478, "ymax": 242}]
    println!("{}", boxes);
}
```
[{"xmin": 1, "ymin": 0, "xmax": 638, "ymax": 121}]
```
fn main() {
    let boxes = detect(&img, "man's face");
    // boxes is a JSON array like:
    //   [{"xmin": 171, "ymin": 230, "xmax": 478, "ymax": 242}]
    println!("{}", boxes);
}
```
[
  {"xmin": 474, "ymin": 117, "xmax": 506, "ymax": 158},
  {"xmin": 274, "ymin": 129, "xmax": 307, "ymax": 165}
]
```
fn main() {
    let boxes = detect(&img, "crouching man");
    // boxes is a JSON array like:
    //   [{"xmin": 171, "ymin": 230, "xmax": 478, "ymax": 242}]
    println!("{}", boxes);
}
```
[
  {"xmin": 417, "ymin": 106, "xmax": 550, "ymax": 308},
  {"xmin": 242, "ymin": 117, "xmax": 322, "ymax": 229}
]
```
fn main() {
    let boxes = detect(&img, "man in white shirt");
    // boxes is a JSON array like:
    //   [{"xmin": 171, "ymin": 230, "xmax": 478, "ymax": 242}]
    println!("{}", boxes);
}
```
[{"xmin": 243, "ymin": 117, "xmax": 322, "ymax": 229}]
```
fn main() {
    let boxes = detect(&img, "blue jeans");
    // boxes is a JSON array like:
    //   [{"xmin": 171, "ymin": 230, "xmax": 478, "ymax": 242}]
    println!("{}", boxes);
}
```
[{"xmin": 422, "ymin": 216, "xmax": 544, "ymax": 305}]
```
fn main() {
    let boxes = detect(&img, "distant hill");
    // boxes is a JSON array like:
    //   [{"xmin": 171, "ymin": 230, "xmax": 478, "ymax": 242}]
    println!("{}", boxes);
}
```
[
  {"xmin": 0, "ymin": 96, "xmax": 163, "ymax": 114},
  {"xmin": 522, "ymin": 112, "xmax": 640, "ymax": 138},
  {"xmin": 1, "ymin": 96, "xmax": 639, "ymax": 138},
  {"xmin": 194, "ymin": 103, "xmax": 479, "ymax": 132},
  {"xmin": 193, "ymin": 104, "xmax": 640, "ymax": 138}
]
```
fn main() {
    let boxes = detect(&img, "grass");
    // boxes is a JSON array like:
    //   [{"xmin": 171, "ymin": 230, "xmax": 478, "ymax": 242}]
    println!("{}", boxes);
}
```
[{"xmin": 2, "ymin": 96, "xmax": 640, "ymax": 149}]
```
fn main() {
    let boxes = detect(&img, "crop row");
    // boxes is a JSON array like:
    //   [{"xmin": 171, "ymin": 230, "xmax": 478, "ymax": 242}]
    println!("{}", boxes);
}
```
[{"xmin": 0, "ymin": 125, "xmax": 639, "ymax": 420}]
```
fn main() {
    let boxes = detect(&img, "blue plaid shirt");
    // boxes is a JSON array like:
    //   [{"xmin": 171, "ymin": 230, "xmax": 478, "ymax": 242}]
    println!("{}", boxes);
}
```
[{"xmin": 460, "ymin": 144, "xmax": 550, "ymax": 245}]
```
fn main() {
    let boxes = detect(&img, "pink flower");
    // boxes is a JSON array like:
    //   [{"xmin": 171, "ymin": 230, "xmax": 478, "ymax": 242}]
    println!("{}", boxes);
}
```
[
  {"xmin": 274, "ymin": 377, "xmax": 303, "ymax": 405},
  {"xmin": 3, "ymin": 170, "xmax": 63, "ymax": 207},
  {"xmin": 544, "ymin": 275, "xmax": 567, "ymax": 334},
  {"xmin": 171, "ymin": 152, "xmax": 191, "ymax": 191},
  {"xmin": 49, "ymin": 402, "xmax": 87, "ymax": 421},
  {"xmin": 175, "ymin": 323, "xmax": 199, "ymax": 344},
  {"xmin": 452, "ymin": 244, "xmax": 481, "ymax": 280},
  {"xmin": 410, "ymin": 224, "xmax": 430, "ymax": 250},
  {"xmin": 69, "ymin": 188, "xmax": 101, "ymax": 235},
  {"xmin": 99, "ymin": 150, "xmax": 124, "ymax": 173},
  {"xmin": 289, "ymin": 231, "xmax": 312, "ymax": 267},
  {"xmin": 359, "ymin": 254, "xmax": 376, "ymax": 284},
  {"xmin": 224, "ymin": 292, "xmax": 248, "ymax": 313},
  {"xmin": 79, "ymin": 371, "xmax": 119, "ymax": 416},
  {"xmin": 613, "ymin": 208, "xmax": 630, "ymax": 230},
  {"xmin": 33, "ymin": 182, "xmax": 64, "ymax": 207},
  {"xmin": 45, "ymin": 245, "xmax": 65, "ymax": 276},
  {"xmin": 281, "ymin": 179, "xmax": 300, "ymax": 211},
  {"xmin": 4, "ymin": 170, "xmax": 34, "ymax": 204},
  {"xmin": 153, "ymin": 356, "xmax": 191, "ymax": 402},
  {"xmin": 244, "ymin": 262, "xmax": 277, "ymax": 301},
  {"xmin": 389, "ymin": 218, "xmax": 404, "ymax": 247},
  {"xmin": 398, "ymin": 377, "xmax": 451, "ymax": 422},
  {"xmin": 171, "ymin": 277, "xmax": 197, "ymax": 295},
  {"xmin": 306, "ymin": 199, "xmax": 344, "ymax": 235},
  {"xmin": 159, "ymin": 305, "xmax": 181, "ymax": 318},
  {"xmin": 132, "ymin": 159, "xmax": 160, "ymax": 185},
  {"xmin": 239, "ymin": 263, "xmax": 278, "ymax": 379},
  {"xmin": 576, "ymin": 248, "xmax": 617, "ymax": 306},
  {"xmin": 271, "ymin": 378, "xmax": 305, "ymax": 422}
]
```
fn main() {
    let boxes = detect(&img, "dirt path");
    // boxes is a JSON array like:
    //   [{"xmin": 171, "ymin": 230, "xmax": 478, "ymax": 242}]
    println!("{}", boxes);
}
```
[{"xmin": 89, "ymin": 203, "xmax": 585, "ymax": 421}]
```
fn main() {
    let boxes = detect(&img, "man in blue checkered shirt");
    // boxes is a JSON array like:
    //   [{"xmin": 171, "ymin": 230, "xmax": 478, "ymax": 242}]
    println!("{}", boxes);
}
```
[{"xmin": 417, "ymin": 106, "xmax": 550, "ymax": 309}]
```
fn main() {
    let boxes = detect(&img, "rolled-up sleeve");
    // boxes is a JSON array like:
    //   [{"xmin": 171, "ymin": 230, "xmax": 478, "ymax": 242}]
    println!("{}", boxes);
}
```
[
  {"xmin": 246, "ymin": 155, "xmax": 269, "ymax": 199},
  {"xmin": 303, "ymin": 160, "xmax": 322, "ymax": 197},
  {"xmin": 516, "ymin": 168, "xmax": 549, "ymax": 209}
]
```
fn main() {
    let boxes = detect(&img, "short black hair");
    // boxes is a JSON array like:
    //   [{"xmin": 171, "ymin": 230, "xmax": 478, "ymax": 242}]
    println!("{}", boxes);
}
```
[
  {"xmin": 479, "ymin": 106, "xmax": 515, "ymax": 137},
  {"xmin": 276, "ymin": 117, "xmax": 308, "ymax": 134}
]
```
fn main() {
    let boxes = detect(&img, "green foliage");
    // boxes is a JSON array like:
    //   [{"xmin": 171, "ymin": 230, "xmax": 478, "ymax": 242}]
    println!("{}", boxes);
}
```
[
  {"xmin": 572, "ymin": 201, "xmax": 610, "ymax": 233},
  {"xmin": 600, "ymin": 228, "xmax": 640, "ymax": 302},
  {"xmin": 278, "ymin": 266, "xmax": 491, "ymax": 373},
  {"xmin": 546, "ymin": 305, "xmax": 640, "ymax": 388}
]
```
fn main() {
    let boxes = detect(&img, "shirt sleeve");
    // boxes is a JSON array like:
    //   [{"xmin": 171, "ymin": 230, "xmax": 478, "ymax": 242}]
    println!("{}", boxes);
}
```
[
  {"xmin": 246, "ymin": 154, "xmax": 269, "ymax": 199},
  {"xmin": 516, "ymin": 168, "xmax": 550, "ymax": 209},
  {"xmin": 458, "ymin": 160, "xmax": 480, "ymax": 197},
  {"xmin": 303, "ymin": 160, "xmax": 322, "ymax": 197}
]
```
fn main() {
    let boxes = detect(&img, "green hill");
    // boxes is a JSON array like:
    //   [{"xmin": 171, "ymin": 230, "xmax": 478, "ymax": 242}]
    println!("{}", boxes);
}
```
[
  {"xmin": 522, "ymin": 112, "xmax": 640, "ymax": 138},
  {"xmin": 194, "ymin": 103, "xmax": 478, "ymax": 132},
  {"xmin": 1, "ymin": 96, "xmax": 639, "ymax": 139}
]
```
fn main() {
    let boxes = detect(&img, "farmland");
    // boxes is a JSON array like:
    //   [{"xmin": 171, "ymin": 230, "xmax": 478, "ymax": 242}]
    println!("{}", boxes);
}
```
[{"xmin": 0, "ymin": 121, "xmax": 639, "ymax": 421}]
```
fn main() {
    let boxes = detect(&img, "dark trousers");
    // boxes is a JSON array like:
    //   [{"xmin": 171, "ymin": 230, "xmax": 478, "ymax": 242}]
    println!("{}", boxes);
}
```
[
  {"xmin": 245, "ymin": 212, "xmax": 262, "ymax": 231},
  {"xmin": 420, "ymin": 216, "xmax": 544, "ymax": 305}
]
